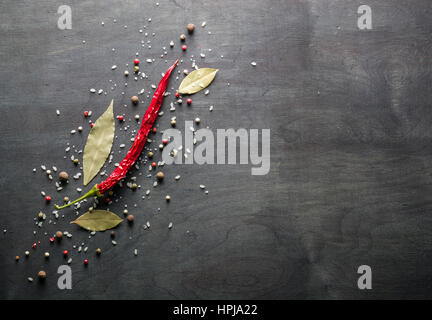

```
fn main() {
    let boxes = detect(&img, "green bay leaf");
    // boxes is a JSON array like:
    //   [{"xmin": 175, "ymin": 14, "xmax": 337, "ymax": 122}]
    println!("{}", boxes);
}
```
[
  {"xmin": 83, "ymin": 99, "xmax": 115, "ymax": 186},
  {"xmin": 178, "ymin": 68, "xmax": 218, "ymax": 94},
  {"xmin": 70, "ymin": 210, "xmax": 123, "ymax": 231}
]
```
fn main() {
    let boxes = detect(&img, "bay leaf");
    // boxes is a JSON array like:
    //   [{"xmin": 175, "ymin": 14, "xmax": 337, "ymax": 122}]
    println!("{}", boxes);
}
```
[
  {"xmin": 70, "ymin": 210, "xmax": 123, "ymax": 231},
  {"xmin": 178, "ymin": 68, "xmax": 218, "ymax": 94},
  {"xmin": 83, "ymin": 99, "xmax": 115, "ymax": 186}
]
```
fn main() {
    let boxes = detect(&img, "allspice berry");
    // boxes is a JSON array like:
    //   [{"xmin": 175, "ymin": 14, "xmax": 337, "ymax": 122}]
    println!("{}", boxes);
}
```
[
  {"xmin": 96, "ymin": 248, "xmax": 101, "ymax": 255},
  {"xmin": 187, "ymin": 23, "xmax": 195, "ymax": 33},
  {"xmin": 63, "ymin": 196, "xmax": 70, "ymax": 203},
  {"xmin": 55, "ymin": 231, "xmax": 63, "ymax": 239},
  {"xmin": 131, "ymin": 183, "xmax": 137, "ymax": 190},
  {"xmin": 134, "ymin": 65, "xmax": 140, "ymax": 73},
  {"xmin": 110, "ymin": 231, "xmax": 115, "ymax": 238},
  {"xmin": 131, "ymin": 96, "xmax": 139, "ymax": 104},
  {"xmin": 156, "ymin": 171, "xmax": 164, "ymax": 181},
  {"xmin": 37, "ymin": 270, "xmax": 47, "ymax": 280},
  {"xmin": 15, "ymin": 256, "xmax": 19, "ymax": 261},
  {"xmin": 58, "ymin": 171, "xmax": 69, "ymax": 181},
  {"xmin": 148, "ymin": 151, "xmax": 154, "ymax": 158},
  {"xmin": 37, "ymin": 211, "xmax": 44, "ymax": 220},
  {"xmin": 180, "ymin": 34, "xmax": 186, "ymax": 41},
  {"xmin": 127, "ymin": 214, "xmax": 134, "ymax": 222}
]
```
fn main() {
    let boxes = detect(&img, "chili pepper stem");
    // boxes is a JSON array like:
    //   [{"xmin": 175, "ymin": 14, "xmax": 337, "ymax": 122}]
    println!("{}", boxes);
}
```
[{"xmin": 54, "ymin": 184, "xmax": 102, "ymax": 210}]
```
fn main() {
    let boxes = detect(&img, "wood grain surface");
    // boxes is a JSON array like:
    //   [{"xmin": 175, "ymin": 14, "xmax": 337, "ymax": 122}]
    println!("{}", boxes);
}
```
[{"xmin": 0, "ymin": 0, "xmax": 431, "ymax": 299}]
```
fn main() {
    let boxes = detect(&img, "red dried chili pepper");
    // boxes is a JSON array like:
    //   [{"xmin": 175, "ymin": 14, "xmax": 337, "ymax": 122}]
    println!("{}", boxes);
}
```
[{"xmin": 55, "ymin": 60, "xmax": 178, "ymax": 210}]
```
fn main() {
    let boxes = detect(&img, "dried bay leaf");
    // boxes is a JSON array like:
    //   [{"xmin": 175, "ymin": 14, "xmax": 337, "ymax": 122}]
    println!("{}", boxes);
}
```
[
  {"xmin": 71, "ymin": 210, "xmax": 123, "ymax": 231},
  {"xmin": 178, "ymin": 68, "xmax": 218, "ymax": 94},
  {"xmin": 83, "ymin": 99, "xmax": 115, "ymax": 186}
]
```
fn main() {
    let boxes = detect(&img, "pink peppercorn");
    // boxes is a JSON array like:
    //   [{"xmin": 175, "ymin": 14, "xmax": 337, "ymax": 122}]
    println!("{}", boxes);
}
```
[
  {"xmin": 182, "ymin": 45, "xmax": 187, "ymax": 51},
  {"xmin": 118, "ymin": 115, "xmax": 124, "ymax": 121},
  {"xmin": 84, "ymin": 259, "xmax": 88, "ymax": 265},
  {"xmin": 63, "ymin": 250, "xmax": 68, "ymax": 256},
  {"xmin": 45, "ymin": 196, "xmax": 51, "ymax": 202},
  {"xmin": 175, "ymin": 92, "xmax": 179, "ymax": 98},
  {"xmin": 134, "ymin": 59, "xmax": 139, "ymax": 65},
  {"xmin": 83, "ymin": 111, "xmax": 89, "ymax": 117},
  {"xmin": 186, "ymin": 98, "xmax": 192, "ymax": 105}
]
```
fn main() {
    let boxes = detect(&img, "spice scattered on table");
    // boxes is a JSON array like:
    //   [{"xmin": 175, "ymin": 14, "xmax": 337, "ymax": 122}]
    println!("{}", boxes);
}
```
[
  {"xmin": 131, "ymin": 96, "xmax": 139, "ymax": 104},
  {"xmin": 187, "ymin": 23, "xmax": 195, "ymax": 33},
  {"xmin": 22, "ymin": 19, "xmax": 222, "ymax": 282},
  {"xmin": 37, "ymin": 270, "xmax": 47, "ymax": 280},
  {"xmin": 59, "ymin": 171, "xmax": 69, "ymax": 181}
]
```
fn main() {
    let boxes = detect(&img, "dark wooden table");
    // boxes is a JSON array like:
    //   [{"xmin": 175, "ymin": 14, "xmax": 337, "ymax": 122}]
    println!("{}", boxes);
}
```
[{"xmin": 0, "ymin": 0, "xmax": 431, "ymax": 299}]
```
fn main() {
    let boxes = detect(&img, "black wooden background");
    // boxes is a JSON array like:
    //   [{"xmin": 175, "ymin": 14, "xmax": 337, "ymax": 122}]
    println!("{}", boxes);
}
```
[{"xmin": 0, "ymin": 0, "xmax": 431, "ymax": 299}]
